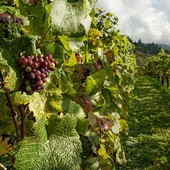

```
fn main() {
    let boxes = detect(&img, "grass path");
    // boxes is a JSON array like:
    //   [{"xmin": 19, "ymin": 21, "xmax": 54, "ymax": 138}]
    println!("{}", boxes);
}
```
[{"xmin": 119, "ymin": 76, "xmax": 170, "ymax": 170}]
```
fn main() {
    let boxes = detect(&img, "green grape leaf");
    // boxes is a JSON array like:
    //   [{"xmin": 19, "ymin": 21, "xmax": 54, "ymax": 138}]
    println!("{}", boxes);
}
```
[
  {"xmin": 15, "ymin": 114, "xmax": 82, "ymax": 170},
  {"xmin": 85, "ymin": 69, "xmax": 107, "ymax": 95},
  {"xmin": 16, "ymin": 1, "xmax": 51, "ymax": 36},
  {"xmin": 11, "ymin": 35, "xmax": 38, "ymax": 55},
  {"xmin": 61, "ymin": 95, "xmax": 86, "ymax": 119},
  {"xmin": 76, "ymin": 118, "xmax": 90, "ymax": 135},
  {"xmin": 14, "ymin": 141, "xmax": 49, "ymax": 170},
  {"xmin": 89, "ymin": 28, "xmax": 103, "ymax": 38},
  {"xmin": 47, "ymin": 135, "xmax": 82, "ymax": 170},
  {"xmin": 58, "ymin": 70, "xmax": 73, "ymax": 92},
  {"xmin": 13, "ymin": 91, "xmax": 33, "ymax": 106},
  {"xmin": 13, "ymin": 91, "xmax": 46, "ymax": 119},
  {"xmin": 0, "ymin": 48, "xmax": 21, "ymax": 92},
  {"xmin": 68, "ymin": 37, "xmax": 84, "ymax": 52},
  {"xmin": 47, "ymin": 114, "xmax": 78, "ymax": 137},
  {"xmin": 0, "ymin": 93, "xmax": 15, "ymax": 135},
  {"xmin": 33, "ymin": 116, "xmax": 47, "ymax": 144},
  {"xmin": 58, "ymin": 35, "xmax": 72, "ymax": 51},
  {"xmin": 50, "ymin": 0, "xmax": 97, "ymax": 37},
  {"xmin": 64, "ymin": 52, "xmax": 77, "ymax": 66}
]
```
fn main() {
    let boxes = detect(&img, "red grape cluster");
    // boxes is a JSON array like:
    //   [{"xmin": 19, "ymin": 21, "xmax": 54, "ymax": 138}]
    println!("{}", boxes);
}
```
[{"xmin": 18, "ymin": 54, "xmax": 58, "ymax": 95}]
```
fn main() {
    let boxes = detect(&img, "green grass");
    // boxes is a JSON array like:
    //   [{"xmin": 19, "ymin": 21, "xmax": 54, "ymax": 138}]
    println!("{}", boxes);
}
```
[{"xmin": 117, "ymin": 76, "xmax": 170, "ymax": 170}]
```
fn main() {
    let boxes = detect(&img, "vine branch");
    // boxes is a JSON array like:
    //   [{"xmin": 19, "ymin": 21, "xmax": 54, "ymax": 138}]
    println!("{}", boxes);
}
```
[
  {"xmin": 0, "ymin": 70, "xmax": 20, "ymax": 142},
  {"xmin": 19, "ymin": 104, "xmax": 25, "ymax": 140},
  {"xmin": 37, "ymin": 26, "xmax": 51, "ymax": 48}
]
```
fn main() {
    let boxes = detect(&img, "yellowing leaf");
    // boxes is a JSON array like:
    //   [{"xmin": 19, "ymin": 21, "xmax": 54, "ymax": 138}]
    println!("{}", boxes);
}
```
[
  {"xmin": 58, "ymin": 36, "xmax": 71, "ymax": 51},
  {"xmin": 29, "ymin": 93, "xmax": 46, "ymax": 119},
  {"xmin": 50, "ymin": 101, "xmax": 63, "ymax": 112},
  {"xmin": 0, "ymin": 134, "xmax": 13, "ymax": 156},
  {"xmin": 89, "ymin": 28, "xmax": 103, "ymax": 38},
  {"xmin": 119, "ymin": 119, "xmax": 128, "ymax": 131},
  {"xmin": 98, "ymin": 145, "xmax": 110, "ymax": 159}
]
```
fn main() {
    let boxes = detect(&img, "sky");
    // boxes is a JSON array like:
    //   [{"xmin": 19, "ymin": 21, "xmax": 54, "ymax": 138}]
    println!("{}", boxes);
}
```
[{"xmin": 95, "ymin": 0, "xmax": 170, "ymax": 45}]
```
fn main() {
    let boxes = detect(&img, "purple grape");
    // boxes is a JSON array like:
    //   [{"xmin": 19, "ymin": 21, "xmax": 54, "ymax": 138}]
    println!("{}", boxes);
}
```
[
  {"xmin": 26, "ymin": 91, "xmax": 34, "ymax": 95},
  {"xmin": 34, "ymin": 70, "xmax": 41, "ymax": 76},
  {"xmin": 36, "ymin": 80, "xmax": 43, "ymax": 87},
  {"xmin": 41, "ymin": 61, "xmax": 48, "ymax": 67},
  {"xmin": 28, "ymin": 72, "xmax": 35, "ymax": 79},
  {"xmin": 27, "ymin": 60, "xmax": 33, "ymax": 66},
  {"xmin": 40, "ymin": 68, "xmax": 45, "ymax": 73},
  {"xmin": 42, "ymin": 78, "xmax": 47, "ymax": 82},
  {"xmin": 39, "ymin": 57, "xmax": 44, "ymax": 63},
  {"xmin": 31, "ymin": 83, "xmax": 36, "ymax": 90},
  {"xmin": 36, "ymin": 76, "xmax": 41, "ymax": 81},
  {"xmin": 19, "ymin": 57, "xmax": 28, "ymax": 65},
  {"xmin": 40, "ymin": 73, "xmax": 46, "ymax": 79},
  {"xmin": 43, "ymin": 56, "xmax": 49, "ymax": 61},
  {"xmin": 33, "ymin": 57, "xmax": 39, "ymax": 62},
  {"xmin": 54, "ymin": 61, "xmax": 58, "ymax": 66},
  {"xmin": 44, "ymin": 71, "xmax": 49, "ymax": 77},
  {"xmin": 32, "ymin": 62, "xmax": 39, "ymax": 69},
  {"xmin": 26, "ymin": 56, "xmax": 31, "ymax": 60}
]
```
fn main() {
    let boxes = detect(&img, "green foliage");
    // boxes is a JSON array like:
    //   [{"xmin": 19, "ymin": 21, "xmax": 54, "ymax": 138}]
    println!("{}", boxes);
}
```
[
  {"xmin": 14, "ymin": 114, "xmax": 82, "ymax": 170},
  {"xmin": 0, "ymin": 1, "xmax": 136, "ymax": 169},
  {"xmin": 51, "ymin": 0, "xmax": 97, "ymax": 37},
  {"xmin": 144, "ymin": 48, "xmax": 170, "ymax": 87}
]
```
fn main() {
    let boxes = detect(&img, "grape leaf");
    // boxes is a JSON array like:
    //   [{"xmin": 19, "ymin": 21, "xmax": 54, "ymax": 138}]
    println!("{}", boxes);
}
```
[
  {"xmin": 0, "ymin": 48, "xmax": 22, "ymax": 92},
  {"xmin": 51, "ymin": 0, "xmax": 97, "ymax": 37},
  {"xmin": 14, "ymin": 114, "xmax": 82, "ymax": 170},
  {"xmin": 61, "ymin": 95, "xmax": 86, "ymax": 119},
  {"xmin": 28, "ymin": 93, "xmax": 46, "ymax": 119},
  {"xmin": 98, "ymin": 145, "xmax": 110, "ymax": 159},
  {"xmin": 13, "ymin": 91, "xmax": 46, "ymax": 119},
  {"xmin": 0, "ymin": 92, "xmax": 15, "ymax": 135},
  {"xmin": 16, "ymin": 0, "xmax": 51, "ymax": 36},
  {"xmin": 85, "ymin": 69, "xmax": 107, "ymax": 95},
  {"xmin": 0, "ymin": 134, "xmax": 13, "ymax": 156}
]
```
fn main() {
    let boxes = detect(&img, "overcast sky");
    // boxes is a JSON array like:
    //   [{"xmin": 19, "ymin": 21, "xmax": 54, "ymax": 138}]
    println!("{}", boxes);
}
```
[{"xmin": 95, "ymin": 0, "xmax": 170, "ymax": 45}]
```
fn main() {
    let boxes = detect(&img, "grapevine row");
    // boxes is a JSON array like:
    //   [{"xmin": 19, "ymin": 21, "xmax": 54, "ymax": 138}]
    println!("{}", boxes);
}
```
[{"xmin": 0, "ymin": 1, "xmax": 136, "ymax": 169}]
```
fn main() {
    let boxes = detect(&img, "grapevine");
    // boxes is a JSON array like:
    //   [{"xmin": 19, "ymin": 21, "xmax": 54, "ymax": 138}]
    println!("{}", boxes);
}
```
[{"xmin": 0, "ymin": 1, "xmax": 136, "ymax": 169}]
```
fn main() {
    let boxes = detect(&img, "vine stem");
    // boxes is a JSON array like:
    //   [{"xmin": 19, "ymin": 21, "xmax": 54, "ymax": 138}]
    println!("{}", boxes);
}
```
[
  {"xmin": 0, "ymin": 71, "xmax": 20, "ymax": 142},
  {"xmin": 84, "ymin": 35, "xmax": 89, "ymax": 63},
  {"xmin": 37, "ymin": 26, "xmax": 51, "ymax": 48},
  {"xmin": 19, "ymin": 104, "xmax": 25, "ymax": 140}
]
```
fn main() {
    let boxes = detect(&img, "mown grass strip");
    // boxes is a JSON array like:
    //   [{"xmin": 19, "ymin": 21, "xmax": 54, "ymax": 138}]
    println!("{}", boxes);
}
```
[{"xmin": 117, "ymin": 76, "xmax": 170, "ymax": 170}]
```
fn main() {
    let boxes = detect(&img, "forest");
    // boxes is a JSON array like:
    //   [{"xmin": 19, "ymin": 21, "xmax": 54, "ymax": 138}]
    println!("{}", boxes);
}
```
[{"xmin": 0, "ymin": 0, "xmax": 169, "ymax": 170}]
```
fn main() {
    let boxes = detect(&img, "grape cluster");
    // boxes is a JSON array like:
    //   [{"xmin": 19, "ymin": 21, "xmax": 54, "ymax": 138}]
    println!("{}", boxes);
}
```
[
  {"xmin": 18, "ymin": 54, "xmax": 58, "ymax": 95},
  {"xmin": 0, "ymin": 13, "xmax": 23, "ymax": 38},
  {"xmin": 0, "ymin": 13, "xmax": 23, "ymax": 26}
]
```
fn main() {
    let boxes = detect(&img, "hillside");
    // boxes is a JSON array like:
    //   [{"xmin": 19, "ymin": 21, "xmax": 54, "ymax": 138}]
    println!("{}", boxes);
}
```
[{"xmin": 157, "ymin": 44, "xmax": 170, "ymax": 50}]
